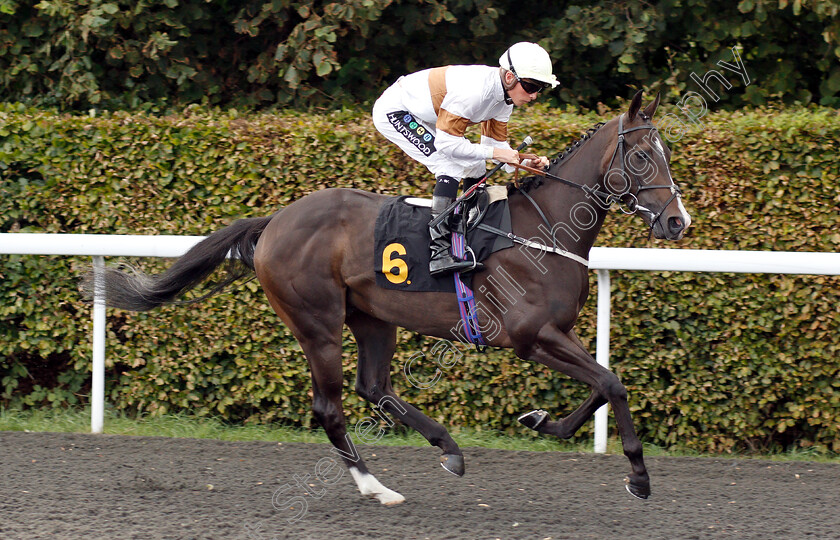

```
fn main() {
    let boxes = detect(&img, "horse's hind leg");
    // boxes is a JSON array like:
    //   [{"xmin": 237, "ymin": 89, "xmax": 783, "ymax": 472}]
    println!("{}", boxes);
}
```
[
  {"xmin": 260, "ymin": 289, "xmax": 404, "ymax": 505},
  {"xmin": 303, "ymin": 335, "xmax": 405, "ymax": 506},
  {"xmin": 347, "ymin": 311, "xmax": 465, "ymax": 476}
]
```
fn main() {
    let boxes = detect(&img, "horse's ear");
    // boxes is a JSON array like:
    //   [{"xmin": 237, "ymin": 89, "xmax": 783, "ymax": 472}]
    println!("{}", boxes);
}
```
[
  {"xmin": 628, "ymin": 90, "xmax": 643, "ymax": 119},
  {"xmin": 642, "ymin": 92, "xmax": 661, "ymax": 119}
]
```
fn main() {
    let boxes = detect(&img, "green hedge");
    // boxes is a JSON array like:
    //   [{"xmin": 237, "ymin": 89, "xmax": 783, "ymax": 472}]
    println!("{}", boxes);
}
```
[
  {"xmin": 2, "ymin": 1, "xmax": 839, "ymax": 109},
  {"xmin": 1, "ymin": 103, "xmax": 838, "ymax": 453}
]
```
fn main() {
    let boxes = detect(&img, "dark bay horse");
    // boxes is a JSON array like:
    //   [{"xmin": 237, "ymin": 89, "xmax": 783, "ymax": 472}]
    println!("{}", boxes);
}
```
[{"xmin": 86, "ymin": 91, "xmax": 690, "ymax": 504}]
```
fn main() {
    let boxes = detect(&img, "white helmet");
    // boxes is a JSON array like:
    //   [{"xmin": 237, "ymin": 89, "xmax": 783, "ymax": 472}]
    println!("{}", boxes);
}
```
[{"xmin": 499, "ymin": 42, "xmax": 559, "ymax": 89}]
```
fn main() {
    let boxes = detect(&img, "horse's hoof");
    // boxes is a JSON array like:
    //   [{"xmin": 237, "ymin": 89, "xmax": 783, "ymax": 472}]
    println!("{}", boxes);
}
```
[
  {"xmin": 518, "ymin": 409, "xmax": 550, "ymax": 431},
  {"xmin": 440, "ymin": 454, "xmax": 465, "ymax": 477},
  {"xmin": 624, "ymin": 476, "xmax": 651, "ymax": 499},
  {"xmin": 375, "ymin": 491, "xmax": 406, "ymax": 506}
]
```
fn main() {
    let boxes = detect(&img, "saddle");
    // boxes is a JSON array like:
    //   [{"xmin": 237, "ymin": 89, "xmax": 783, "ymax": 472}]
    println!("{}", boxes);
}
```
[
  {"xmin": 404, "ymin": 185, "xmax": 507, "ymax": 232},
  {"xmin": 374, "ymin": 186, "xmax": 513, "ymax": 292}
]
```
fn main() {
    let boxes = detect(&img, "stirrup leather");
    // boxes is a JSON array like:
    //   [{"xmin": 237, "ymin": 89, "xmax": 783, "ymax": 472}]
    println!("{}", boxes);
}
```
[{"xmin": 428, "ymin": 196, "xmax": 483, "ymax": 276}]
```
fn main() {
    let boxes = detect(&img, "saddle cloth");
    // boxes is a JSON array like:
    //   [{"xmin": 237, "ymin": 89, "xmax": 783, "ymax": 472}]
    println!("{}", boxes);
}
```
[{"xmin": 374, "ymin": 187, "xmax": 513, "ymax": 292}]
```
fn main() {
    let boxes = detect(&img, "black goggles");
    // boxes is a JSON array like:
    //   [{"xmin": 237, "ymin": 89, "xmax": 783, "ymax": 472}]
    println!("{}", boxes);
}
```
[
  {"xmin": 519, "ymin": 78, "xmax": 548, "ymax": 94},
  {"xmin": 506, "ymin": 49, "xmax": 549, "ymax": 94}
]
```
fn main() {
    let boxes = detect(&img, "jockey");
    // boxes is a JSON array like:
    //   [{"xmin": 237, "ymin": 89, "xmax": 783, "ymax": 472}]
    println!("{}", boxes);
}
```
[{"xmin": 372, "ymin": 42, "xmax": 559, "ymax": 276}]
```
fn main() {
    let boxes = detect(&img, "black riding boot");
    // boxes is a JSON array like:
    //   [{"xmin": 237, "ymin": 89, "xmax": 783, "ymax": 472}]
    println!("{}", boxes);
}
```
[{"xmin": 429, "ymin": 195, "xmax": 484, "ymax": 276}]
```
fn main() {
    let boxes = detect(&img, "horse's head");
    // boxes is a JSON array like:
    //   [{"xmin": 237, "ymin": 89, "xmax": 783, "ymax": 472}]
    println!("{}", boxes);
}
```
[{"xmin": 602, "ymin": 90, "xmax": 691, "ymax": 240}]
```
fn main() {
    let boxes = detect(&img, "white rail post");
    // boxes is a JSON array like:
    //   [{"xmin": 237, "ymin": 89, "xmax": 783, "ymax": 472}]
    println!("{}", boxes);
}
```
[
  {"xmin": 594, "ymin": 269, "xmax": 611, "ymax": 453},
  {"xmin": 91, "ymin": 256, "xmax": 106, "ymax": 434}
]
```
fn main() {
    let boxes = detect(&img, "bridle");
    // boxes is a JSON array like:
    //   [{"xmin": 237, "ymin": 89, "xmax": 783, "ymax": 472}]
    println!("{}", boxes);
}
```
[
  {"xmin": 605, "ymin": 113, "xmax": 683, "ymax": 230},
  {"xmin": 478, "ymin": 114, "xmax": 687, "ymax": 267},
  {"xmin": 513, "ymin": 113, "xmax": 684, "ymax": 232}
]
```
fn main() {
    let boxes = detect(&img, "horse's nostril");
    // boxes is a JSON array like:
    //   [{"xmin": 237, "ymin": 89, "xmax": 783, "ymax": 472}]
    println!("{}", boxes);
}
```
[{"xmin": 668, "ymin": 217, "xmax": 683, "ymax": 233}]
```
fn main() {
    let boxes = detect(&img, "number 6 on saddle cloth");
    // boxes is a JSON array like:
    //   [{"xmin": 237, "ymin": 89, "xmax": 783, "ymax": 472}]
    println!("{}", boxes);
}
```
[{"xmin": 373, "ymin": 186, "xmax": 513, "ymax": 294}]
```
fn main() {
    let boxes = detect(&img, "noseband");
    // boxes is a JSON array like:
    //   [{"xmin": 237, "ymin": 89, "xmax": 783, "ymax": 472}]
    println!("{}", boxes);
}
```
[{"xmin": 606, "ymin": 114, "xmax": 684, "ymax": 230}]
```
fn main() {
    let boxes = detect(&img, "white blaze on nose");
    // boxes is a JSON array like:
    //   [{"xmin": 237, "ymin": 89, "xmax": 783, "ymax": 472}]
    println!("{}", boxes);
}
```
[
  {"xmin": 653, "ymin": 136, "xmax": 665, "ymax": 157},
  {"xmin": 654, "ymin": 134, "xmax": 692, "ymax": 230},
  {"xmin": 676, "ymin": 197, "xmax": 692, "ymax": 230}
]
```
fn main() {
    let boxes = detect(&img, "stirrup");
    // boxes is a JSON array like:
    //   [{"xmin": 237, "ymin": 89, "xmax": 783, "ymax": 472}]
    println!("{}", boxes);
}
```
[{"xmin": 462, "ymin": 246, "xmax": 483, "ymax": 272}]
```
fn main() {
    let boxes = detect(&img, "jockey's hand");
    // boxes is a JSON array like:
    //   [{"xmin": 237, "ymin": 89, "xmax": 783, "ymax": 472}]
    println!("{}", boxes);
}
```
[
  {"xmin": 520, "ymin": 154, "xmax": 550, "ymax": 169},
  {"xmin": 492, "ymin": 147, "xmax": 522, "ymax": 164}
]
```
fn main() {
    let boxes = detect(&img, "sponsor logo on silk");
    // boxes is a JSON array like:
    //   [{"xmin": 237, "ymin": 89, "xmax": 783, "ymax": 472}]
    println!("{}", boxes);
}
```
[{"xmin": 387, "ymin": 111, "xmax": 436, "ymax": 156}]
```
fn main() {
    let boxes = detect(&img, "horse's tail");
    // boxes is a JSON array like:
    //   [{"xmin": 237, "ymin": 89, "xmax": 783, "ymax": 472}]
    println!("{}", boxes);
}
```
[{"xmin": 82, "ymin": 215, "xmax": 274, "ymax": 311}]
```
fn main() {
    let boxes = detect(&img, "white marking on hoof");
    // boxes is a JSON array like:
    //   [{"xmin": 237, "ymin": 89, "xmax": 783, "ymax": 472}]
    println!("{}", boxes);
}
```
[{"xmin": 349, "ymin": 467, "xmax": 405, "ymax": 506}]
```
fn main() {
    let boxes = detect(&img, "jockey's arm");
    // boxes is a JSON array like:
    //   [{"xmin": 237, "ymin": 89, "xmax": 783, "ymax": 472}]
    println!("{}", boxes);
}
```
[{"xmin": 480, "ymin": 119, "xmax": 549, "ymax": 169}]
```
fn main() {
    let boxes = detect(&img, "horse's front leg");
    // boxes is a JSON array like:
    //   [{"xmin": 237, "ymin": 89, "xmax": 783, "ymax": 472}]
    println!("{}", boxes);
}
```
[
  {"xmin": 519, "ymin": 329, "xmax": 607, "ymax": 438},
  {"xmin": 517, "ymin": 324, "xmax": 650, "ymax": 499},
  {"xmin": 518, "ymin": 389, "xmax": 606, "ymax": 439}
]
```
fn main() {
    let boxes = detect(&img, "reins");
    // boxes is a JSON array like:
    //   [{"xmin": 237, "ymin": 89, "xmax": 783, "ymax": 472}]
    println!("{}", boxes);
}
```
[
  {"xmin": 510, "ymin": 114, "xmax": 684, "ymax": 227},
  {"xmin": 507, "ymin": 161, "xmax": 634, "ymax": 212},
  {"xmin": 452, "ymin": 114, "xmax": 687, "ymax": 267}
]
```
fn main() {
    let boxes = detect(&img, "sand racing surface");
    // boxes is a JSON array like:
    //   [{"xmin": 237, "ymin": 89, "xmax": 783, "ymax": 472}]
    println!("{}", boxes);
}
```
[{"xmin": 2, "ymin": 431, "xmax": 839, "ymax": 539}]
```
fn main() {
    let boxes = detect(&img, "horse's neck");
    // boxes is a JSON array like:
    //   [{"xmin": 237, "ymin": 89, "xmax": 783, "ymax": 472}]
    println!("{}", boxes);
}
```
[{"xmin": 523, "ymin": 132, "xmax": 612, "ymax": 257}]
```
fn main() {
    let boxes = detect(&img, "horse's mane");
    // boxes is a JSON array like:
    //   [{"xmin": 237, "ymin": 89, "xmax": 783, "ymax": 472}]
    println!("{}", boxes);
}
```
[
  {"xmin": 508, "ymin": 121, "xmax": 607, "ymax": 193},
  {"xmin": 552, "ymin": 122, "xmax": 606, "ymax": 163}
]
